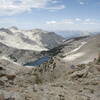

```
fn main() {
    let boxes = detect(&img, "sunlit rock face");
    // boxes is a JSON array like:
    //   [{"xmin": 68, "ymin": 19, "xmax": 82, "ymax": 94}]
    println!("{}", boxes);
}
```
[{"xmin": 0, "ymin": 27, "xmax": 64, "ymax": 51}]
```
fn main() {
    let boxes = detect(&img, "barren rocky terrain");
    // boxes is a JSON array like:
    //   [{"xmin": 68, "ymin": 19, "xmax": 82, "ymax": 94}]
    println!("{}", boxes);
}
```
[
  {"xmin": 0, "ymin": 54, "xmax": 100, "ymax": 100},
  {"xmin": 0, "ymin": 27, "xmax": 64, "ymax": 51},
  {"xmin": 0, "ymin": 33, "xmax": 100, "ymax": 100}
]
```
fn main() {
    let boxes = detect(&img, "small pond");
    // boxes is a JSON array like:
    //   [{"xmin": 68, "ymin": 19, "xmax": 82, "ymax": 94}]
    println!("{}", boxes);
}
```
[{"xmin": 23, "ymin": 56, "xmax": 50, "ymax": 66}]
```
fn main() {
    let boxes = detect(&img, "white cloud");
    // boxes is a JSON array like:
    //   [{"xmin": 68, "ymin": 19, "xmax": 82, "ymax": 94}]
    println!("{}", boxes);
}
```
[
  {"xmin": 64, "ymin": 19, "xmax": 74, "ymax": 24},
  {"xmin": 51, "ymin": 0, "xmax": 59, "ymax": 4},
  {"xmin": 83, "ymin": 22, "xmax": 96, "ymax": 25},
  {"xmin": 79, "ymin": 2, "xmax": 85, "ymax": 5},
  {"xmin": 46, "ymin": 19, "xmax": 74, "ymax": 25},
  {"xmin": 45, "ymin": 18, "xmax": 100, "ymax": 31},
  {"xmin": 48, "ymin": 18, "xmax": 99, "ymax": 25},
  {"xmin": 84, "ymin": 18, "xmax": 91, "ymax": 22},
  {"xmin": 46, "ymin": 5, "xmax": 65, "ymax": 11},
  {"xmin": 78, "ymin": 0, "xmax": 88, "ymax": 5},
  {"xmin": 83, "ymin": 19, "xmax": 96, "ymax": 24},
  {"xmin": 0, "ymin": 0, "xmax": 65, "ymax": 16},
  {"xmin": 75, "ymin": 18, "xmax": 81, "ymax": 21},
  {"xmin": 46, "ymin": 21, "xmax": 57, "ymax": 24}
]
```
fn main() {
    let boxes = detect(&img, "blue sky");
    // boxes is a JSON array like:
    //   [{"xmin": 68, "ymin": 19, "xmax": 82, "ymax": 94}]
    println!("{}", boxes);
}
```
[{"xmin": 0, "ymin": 0, "xmax": 100, "ymax": 31}]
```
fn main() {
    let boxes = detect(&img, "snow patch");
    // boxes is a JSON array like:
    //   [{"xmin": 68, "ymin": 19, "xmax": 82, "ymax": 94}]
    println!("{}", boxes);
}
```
[
  {"xmin": 0, "ymin": 56, "xmax": 21, "ymax": 66},
  {"xmin": 63, "ymin": 52, "xmax": 85, "ymax": 61},
  {"xmin": 66, "ymin": 42, "xmax": 87, "ymax": 55},
  {"xmin": 63, "ymin": 42, "xmax": 87, "ymax": 62}
]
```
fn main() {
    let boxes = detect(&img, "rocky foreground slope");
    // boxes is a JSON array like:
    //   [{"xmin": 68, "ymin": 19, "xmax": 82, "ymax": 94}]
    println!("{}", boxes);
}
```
[{"xmin": 0, "ymin": 53, "xmax": 100, "ymax": 100}]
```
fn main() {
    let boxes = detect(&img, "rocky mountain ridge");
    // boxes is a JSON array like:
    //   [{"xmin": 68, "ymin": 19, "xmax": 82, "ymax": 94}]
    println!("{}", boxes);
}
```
[
  {"xmin": 0, "ymin": 27, "xmax": 64, "ymax": 51},
  {"xmin": 0, "ymin": 32, "xmax": 100, "ymax": 100}
]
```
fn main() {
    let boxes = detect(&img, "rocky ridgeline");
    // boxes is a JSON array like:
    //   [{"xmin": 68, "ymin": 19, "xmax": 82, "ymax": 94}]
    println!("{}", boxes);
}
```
[
  {"xmin": 0, "ymin": 28, "xmax": 64, "ymax": 51},
  {"xmin": 0, "ymin": 55, "xmax": 100, "ymax": 100}
]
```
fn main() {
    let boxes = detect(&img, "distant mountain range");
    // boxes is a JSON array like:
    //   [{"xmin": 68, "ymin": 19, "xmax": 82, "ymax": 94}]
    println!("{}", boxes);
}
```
[
  {"xmin": 0, "ymin": 27, "xmax": 64, "ymax": 51},
  {"xmin": 55, "ymin": 30, "xmax": 99, "ymax": 39}
]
